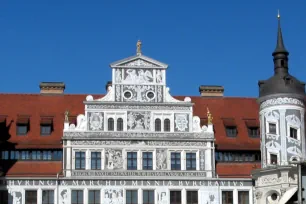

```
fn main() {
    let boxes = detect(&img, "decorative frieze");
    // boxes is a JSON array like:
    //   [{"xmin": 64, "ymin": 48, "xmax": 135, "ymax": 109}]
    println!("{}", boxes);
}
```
[
  {"xmin": 260, "ymin": 97, "xmax": 304, "ymax": 109},
  {"xmin": 63, "ymin": 131, "xmax": 214, "ymax": 139},
  {"xmin": 85, "ymin": 104, "xmax": 191, "ymax": 110},
  {"xmin": 70, "ymin": 140, "xmax": 208, "ymax": 146}
]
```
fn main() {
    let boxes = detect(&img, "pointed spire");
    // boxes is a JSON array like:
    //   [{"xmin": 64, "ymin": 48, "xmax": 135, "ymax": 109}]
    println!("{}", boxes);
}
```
[{"xmin": 273, "ymin": 10, "xmax": 289, "ymax": 56}]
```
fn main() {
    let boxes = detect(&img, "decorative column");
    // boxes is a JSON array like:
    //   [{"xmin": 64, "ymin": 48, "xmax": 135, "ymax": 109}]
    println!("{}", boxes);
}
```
[
  {"xmin": 279, "ymin": 109, "xmax": 287, "ymax": 165},
  {"xmin": 205, "ymin": 142, "xmax": 212, "ymax": 177},
  {"xmin": 259, "ymin": 112, "xmax": 266, "ymax": 168},
  {"xmin": 300, "ymin": 109, "xmax": 305, "ymax": 159},
  {"xmin": 66, "ymin": 141, "xmax": 72, "ymax": 177}
]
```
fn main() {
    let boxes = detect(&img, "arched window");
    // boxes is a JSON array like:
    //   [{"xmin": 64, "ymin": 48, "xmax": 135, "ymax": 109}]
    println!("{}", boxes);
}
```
[
  {"xmin": 108, "ymin": 118, "xmax": 114, "ymax": 131},
  {"xmin": 164, "ymin": 119, "xmax": 170, "ymax": 132},
  {"xmin": 117, "ymin": 118, "xmax": 123, "ymax": 131},
  {"xmin": 155, "ymin": 119, "xmax": 161, "ymax": 132}
]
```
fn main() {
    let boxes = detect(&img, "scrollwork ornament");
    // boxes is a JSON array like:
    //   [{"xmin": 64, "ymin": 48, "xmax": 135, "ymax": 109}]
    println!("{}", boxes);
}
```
[
  {"xmin": 260, "ymin": 97, "xmax": 304, "ymax": 109},
  {"xmin": 255, "ymin": 191, "xmax": 262, "ymax": 200}
]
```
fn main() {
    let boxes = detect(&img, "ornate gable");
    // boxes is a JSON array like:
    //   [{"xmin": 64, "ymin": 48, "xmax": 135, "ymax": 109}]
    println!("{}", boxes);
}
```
[{"xmin": 110, "ymin": 55, "xmax": 168, "ymax": 69}]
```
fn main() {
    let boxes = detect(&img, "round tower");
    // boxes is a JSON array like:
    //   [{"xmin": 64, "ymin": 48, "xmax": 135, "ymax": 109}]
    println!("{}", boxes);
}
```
[{"xmin": 258, "ymin": 14, "xmax": 305, "ymax": 168}]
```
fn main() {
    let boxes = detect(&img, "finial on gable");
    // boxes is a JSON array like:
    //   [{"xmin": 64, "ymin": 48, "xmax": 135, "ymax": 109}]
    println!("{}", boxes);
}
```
[
  {"xmin": 277, "ymin": 9, "xmax": 280, "ymax": 19},
  {"xmin": 136, "ymin": 40, "xmax": 142, "ymax": 55},
  {"xmin": 64, "ymin": 110, "xmax": 69, "ymax": 122},
  {"xmin": 207, "ymin": 107, "xmax": 213, "ymax": 125}
]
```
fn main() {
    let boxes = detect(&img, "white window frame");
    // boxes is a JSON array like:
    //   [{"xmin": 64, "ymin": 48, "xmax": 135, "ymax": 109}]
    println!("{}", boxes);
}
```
[
  {"xmin": 104, "ymin": 111, "xmax": 126, "ymax": 131},
  {"xmin": 267, "ymin": 149, "xmax": 280, "ymax": 166},
  {"xmin": 125, "ymin": 149, "xmax": 139, "ymax": 170},
  {"xmin": 168, "ymin": 150, "xmax": 182, "ymax": 170},
  {"xmin": 89, "ymin": 149, "xmax": 104, "ymax": 170},
  {"xmin": 140, "ymin": 150, "xmax": 155, "ymax": 170},
  {"xmin": 287, "ymin": 124, "xmax": 300, "ymax": 141},
  {"xmin": 184, "ymin": 150, "xmax": 199, "ymax": 171},
  {"xmin": 72, "ymin": 149, "xmax": 87, "ymax": 170},
  {"xmin": 266, "ymin": 120, "xmax": 279, "ymax": 135},
  {"xmin": 152, "ymin": 113, "xmax": 173, "ymax": 132}
]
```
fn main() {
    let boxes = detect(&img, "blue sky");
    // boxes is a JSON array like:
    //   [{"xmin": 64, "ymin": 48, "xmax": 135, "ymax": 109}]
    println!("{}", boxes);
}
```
[{"xmin": 0, "ymin": 0, "xmax": 305, "ymax": 97}]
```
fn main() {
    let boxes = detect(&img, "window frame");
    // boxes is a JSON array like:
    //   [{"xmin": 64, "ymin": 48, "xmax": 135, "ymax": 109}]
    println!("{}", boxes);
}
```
[
  {"xmin": 186, "ymin": 191, "xmax": 198, "ymax": 204},
  {"xmin": 91, "ymin": 151, "xmax": 102, "ymax": 170},
  {"xmin": 238, "ymin": 191, "xmax": 250, "ymax": 204},
  {"xmin": 222, "ymin": 191, "xmax": 233, "ymax": 204},
  {"xmin": 247, "ymin": 126, "xmax": 260, "ymax": 138},
  {"xmin": 16, "ymin": 123, "xmax": 28, "ymax": 136},
  {"xmin": 88, "ymin": 189, "xmax": 100, "ymax": 204},
  {"xmin": 25, "ymin": 190, "xmax": 38, "ymax": 204},
  {"xmin": 142, "ymin": 189, "xmax": 155, "ymax": 204},
  {"xmin": 75, "ymin": 151, "xmax": 86, "ymax": 170},
  {"xmin": 155, "ymin": 118, "xmax": 161, "ymax": 132},
  {"xmin": 127, "ymin": 152, "xmax": 138, "ymax": 170},
  {"xmin": 164, "ymin": 118, "xmax": 171, "ymax": 132},
  {"xmin": 71, "ymin": 190, "xmax": 84, "ymax": 204},
  {"xmin": 126, "ymin": 189, "xmax": 138, "ymax": 204},
  {"xmin": 42, "ymin": 190, "xmax": 54, "ymax": 204},
  {"xmin": 171, "ymin": 152, "xmax": 181, "ymax": 170},
  {"xmin": 108, "ymin": 118, "xmax": 115, "ymax": 131},
  {"xmin": 142, "ymin": 152, "xmax": 153, "ymax": 170},
  {"xmin": 170, "ymin": 190, "xmax": 181, "ymax": 204},
  {"xmin": 40, "ymin": 124, "xmax": 52, "ymax": 136},
  {"xmin": 225, "ymin": 126, "xmax": 237, "ymax": 137},
  {"xmin": 117, "ymin": 118, "xmax": 124, "ymax": 131},
  {"xmin": 186, "ymin": 152, "xmax": 197, "ymax": 170}
]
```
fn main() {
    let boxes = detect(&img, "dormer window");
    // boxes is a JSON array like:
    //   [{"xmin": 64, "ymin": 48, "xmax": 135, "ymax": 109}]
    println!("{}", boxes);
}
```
[
  {"xmin": 40, "ymin": 117, "xmax": 53, "ymax": 136},
  {"xmin": 108, "ymin": 118, "xmax": 114, "ymax": 131},
  {"xmin": 248, "ymin": 127, "xmax": 259, "ymax": 138},
  {"xmin": 155, "ymin": 119, "xmax": 161, "ymax": 132},
  {"xmin": 164, "ymin": 119, "xmax": 170, "ymax": 132},
  {"xmin": 245, "ymin": 119, "xmax": 259, "ymax": 138},
  {"xmin": 16, "ymin": 116, "xmax": 30, "ymax": 136},
  {"xmin": 268, "ymin": 123, "xmax": 276, "ymax": 134},
  {"xmin": 290, "ymin": 127, "xmax": 298, "ymax": 139},
  {"xmin": 222, "ymin": 118, "xmax": 237, "ymax": 137},
  {"xmin": 117, "ymin": 118, "xmax": 123, "ymax": 131}
]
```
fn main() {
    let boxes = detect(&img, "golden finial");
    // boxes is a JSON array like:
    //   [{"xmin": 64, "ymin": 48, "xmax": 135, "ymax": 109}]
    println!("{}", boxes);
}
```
[
  {"xmin": 136, "ymin": 40, "xmax": 142, "ymax": 55},
  {"xmin": 277, "ymin": 9, "xmax": 280, "ymax": 19},
  {"xmin": 64, "ymin": 110, "xmax": 69, "ymax": 122},
  {"xmin": 207, "ymin": 107, "xmax": 213, "ymax": 125}
]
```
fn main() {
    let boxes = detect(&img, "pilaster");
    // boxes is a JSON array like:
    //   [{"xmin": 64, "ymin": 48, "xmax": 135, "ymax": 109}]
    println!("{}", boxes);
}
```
[
  {"xmin": 300, "ymin": 109, "xmax": 305, "ymax": 159},
  {"xmin": 279, "ymin": 109, "xmax": 287, "ymax": 165}
]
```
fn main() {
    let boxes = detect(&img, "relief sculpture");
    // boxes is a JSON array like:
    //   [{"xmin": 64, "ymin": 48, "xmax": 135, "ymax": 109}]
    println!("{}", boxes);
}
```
[
  {"xmin": 156, "ymin": 70, "xmax": 163, "ymax": 83},
  {"xmin": 88, "ymin": 112, "xmax": 103, "ymax": 131},
  {"xmin": 104, "ymin": 189, "xmax": 123, "ymax": 204},
  {"xmin": 123, "ymin": 85, "xmax": 154, "ymax": 102},
  {"xmin": 8, "ymin": 189, "xmax": 22, "ymax": 204},
  {"xmin": 127, "ymin": 111, "xmax": 150, "ymax": 131},
  {"xmin": 175, "ymin": 113, "xmax": 189, "ymax": 132},
  {"xmin": 115, "ymin": 69, "xmax": 122, "ymax": 83},
  {"xmin": 123, "ymin": 69, "xmax": 153, "ymax": 84},
  {"xmin": 156, "ymin": 149, "xmax": 167, "ymax": 170},
  {"xmin": 157, "ymin": 192, "xmax": 167, "ymax": 204},
  {"xmin": 60, "ymin": 189, "xmax": 68, "ymax": 204},
  {"xmin": 105, "ymin": 149, "xmax": 123, "ymax": 170}
]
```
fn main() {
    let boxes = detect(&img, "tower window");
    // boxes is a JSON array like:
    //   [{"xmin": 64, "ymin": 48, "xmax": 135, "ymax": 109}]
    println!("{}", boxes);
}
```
[
  {"xmin": 281, "ymin": 60, "xmax": 284, "ymax": 67},
  {"xmin": 155, "ymin": 119, "xmax": 161, "ymax": 132},
  {"xmin": 108, "ymin": 118, "xmax": 114, "ymax": 131},
  {"xmin": 290, "ymin": 127, "xmax": 298, "ymax": 139},
  {"xmin": 268, "ymin": 123, "xmax": 276, "ymax": 134},
  {"xmin": 225, "ymin": 126, "xmax": 237, "ymax": 137},
  {"xmin": 270, "ymin": 154, "xmax": 277, "ymax": 165}
]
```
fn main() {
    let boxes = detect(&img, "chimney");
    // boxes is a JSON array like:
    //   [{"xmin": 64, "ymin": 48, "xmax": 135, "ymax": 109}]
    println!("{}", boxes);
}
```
[
  {"xmin": 105, "ymin": 81, "xmax": 112, "ymax": 92},
  {"xmin": 199, "ymin": 85, "xmax": 224, "ymax": 97},
  {"xmin": 39, "ymin": 82, "xmax": 65, "ymax": 94}
]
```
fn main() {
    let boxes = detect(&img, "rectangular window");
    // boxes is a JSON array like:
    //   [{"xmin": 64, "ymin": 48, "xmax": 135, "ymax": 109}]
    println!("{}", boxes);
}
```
[
  {"xmin": 270, "ymin": 154, "xmax": 278, "ymax": 165},
  {"xmin": 248, "ymin": 127, "xmax": 259, "ymax": 138},
  {"xmin": 43, "ymin": 151, "xmax": 52, "ymax": 160},
  {"xmin": 186, "ymin": 153, "xmax": 196, "ymax": 170},
  {"xmin": 1, "ymin": 151, "xmax": 9, "ymax": 160},
  {"xmin": 88, "ymin": 190, "xmax": 100, "ymax": 204},
  {"xmin": 0, "ymin": 190, "xmax": 10, "ymax": 204},
  {"xmin": 126, "ymin": 190, "xmax": 138, "ymax": 204},
  {"xmin": 142, "ymin": 152, "xmax": 153, "ymax": 170},
  {"xmin": 170, "ymin": 191, "xmax": 181, "ymax": 204},
  {"xmin": 171, "ymin": 152, "xmax": 181, "ymax": 170},
  {"xmin": 225, "ymin": 126, "xmax": 237, "ymax": 137},
  {"xmin": 269, "ymin": 123, "xmax": 276, "ymax": 134},
  {"xmin": 25, "ymin": 190, "xmax": 37, "ymax": 204},
  {"xmin": 21, "ymin": 151, "xmax": 30, "ymax": 160},
  {"xmin": 143, "ymin": 190, "xmax": 154, "ymax": 204},
  {"xmin": 41, "ymin": 124, "xmax": 52, "ymax": 136},
  {"xmin": 75, "ymin": 152, "xmax": 86, "ymax": 170},
  {"xmin": 91, "ymin": 152, "xmax": 101, "ymax": 170},
  {"xmin": 52, "ymin": 151, "xmax": 62, "ymax": 161},
  {"xmin": 16, "ymin": 124, "xmax": 28, "ymax": 135},
  {"xmin": 127, "ymin": 152, "xmax": 137, "ymax": 170},
  {"xmin": 238, "ymin": 191, "xmax": 249, "ymax": 204},
  {"xmin": 290, "ymin": 127, "xmax": 298, "ymax": 139},
  {"xmin": 72, "ymin": 190, "xmax": 83, "ymax": 204},
  {"xmin": 222, "ymin": 191, "xmax": 233, "ymax": 204},
  {"xmin": 42, "ymin": 190, "xmax": 54, "ymax": 204},
  {"xmin": 187, "ymin": 191, "xmax": 198, "ymax": 204}
]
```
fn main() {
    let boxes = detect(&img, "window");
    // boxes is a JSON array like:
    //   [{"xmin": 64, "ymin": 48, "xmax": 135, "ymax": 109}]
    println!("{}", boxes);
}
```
[
  {"xmin": 215, "ymin": 151, "xmax": 261, "ymax": 162},
  {"xmin": 127, "ymin": 152, "xmax": 137, "ymax": 170},
  {"xmin": 270, "ymin": 154, "xmax": 278, "ymax": 165},
  {"xmin": 25, "ymin": 190, "xmax": 37, "ymax": 204},
  {"xmin": 290, "ymin": 127, "xmax": 298, "ymax": 139},
  {"xmin": 143, "ymin": 190, "xmax": 154, "ymax": 204},
  {"xmin": 0, "ymin": 190, "xmax": 10, "ymax": 204},
  {"xmin": 1, "ymin": 151, "xmax": 9, "ymax": 160},
  {"xmin": 248, "ymin": 127, "xmax": 259, "ymax": 138},
  {"xmin": 1, "ymin": 150, "xmax": 62, "ymax": 161},
  {"xmin": 222, "ymin": 191, "xmax": 233, "ymax": 204},
  {"xmin": 164, "ymin": 119, "xmax": 170, "ymax": 132},
  {"xmin": 142, "ymin": 152, "xmax": 153, "ymax": 170},
  {"xmin": 117, "ymin": 118, "xmax": 123, "ymax": 131},
  {"xmin": 170, "ymin": 191, "xmax": 181, "ymax": 204},
  {"xmin": 91, "ymin": 152, "xmax": 101, "ymax": 170},
  {"xmin": 238, "ymin": 191, "xmax": 249, "ymax": 204},
  {"xmin": 43, "ymin": 150, "xmax": 52, "ymax": 160},
  {"xmin": 225, "ymin": 126, "xmax": 237, "ymax": 137},
  {"xmin": 187, "ymin": 191, "xmax": 198, "ymax": 204},
  {"xmin": 269, "ymin": 123, "xmax": 276, "ymax": 134},
  {"xmin": 72, "ymin": 190, "xmax": 83, "ymax": 204},
  {"xmin": 21, "ymin": 151, "xmax": 30, "ymax": 160},
  {"xmin": 126, "ymin": 190, "xmax": 138, "ymax": 204},
  {"xmin": 75, "ymin": 152, "xmax": 86, "ymax": 170},
  {"xmin": 41, "ymin": 124, "xmax": 52, "ymax": 136},
  {"xmin": 42, "ymin": 190, "xmax": 54, "ymax": 204},
  {"xmin": 155, "ymin": 119, "xmax": 161, "ymax": 132},
  {"xmin": 16, "ymin": 124, "xmax": 28, "ymax": 135},
  {"xmin": 88, "ymin": 190, "xmax": 100, "ymax": 204},
  {"xmin": 171, "ymin": 152, "xmax": 181, "ymax": 170},
  {"xmin": 186, "ymin": 153, "xmax": 196, "ymax": 170},
  {"xmin": 108, "ymin": 118, "xmax": 114, "ymax": 131}
]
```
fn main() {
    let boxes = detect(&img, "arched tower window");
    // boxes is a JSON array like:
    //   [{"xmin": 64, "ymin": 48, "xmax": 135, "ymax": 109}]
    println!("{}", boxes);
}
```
[
  {"xmin": 108, "ymin": 118, "xmax": 114, "ymax": 131},
  {"xmin": 164, "ymin": 119, "xmax": 170, "ymax": 132},
  {"xmin": 155, "ymin": 119, "xmax": 161, "ymax": 132},
  {"xmin": 117, "ymin": 118, "xmax": 123, "ymax": 131}
]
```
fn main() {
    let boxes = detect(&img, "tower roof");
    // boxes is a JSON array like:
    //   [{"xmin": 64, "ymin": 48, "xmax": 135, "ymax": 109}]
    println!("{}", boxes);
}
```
[{"xmin": 258, "ymin": 12, "xmax": 305, "ymax": 102}]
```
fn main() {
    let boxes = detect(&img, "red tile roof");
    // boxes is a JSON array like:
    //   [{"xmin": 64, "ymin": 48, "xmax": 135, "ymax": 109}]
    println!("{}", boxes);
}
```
[
  {"xmin": 0, "ymin": 93, "xmax": 261, "ymax": 177},
  {"xmin": 216, "ymin": 162, "xmax": 261, "ymax": 178}
]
